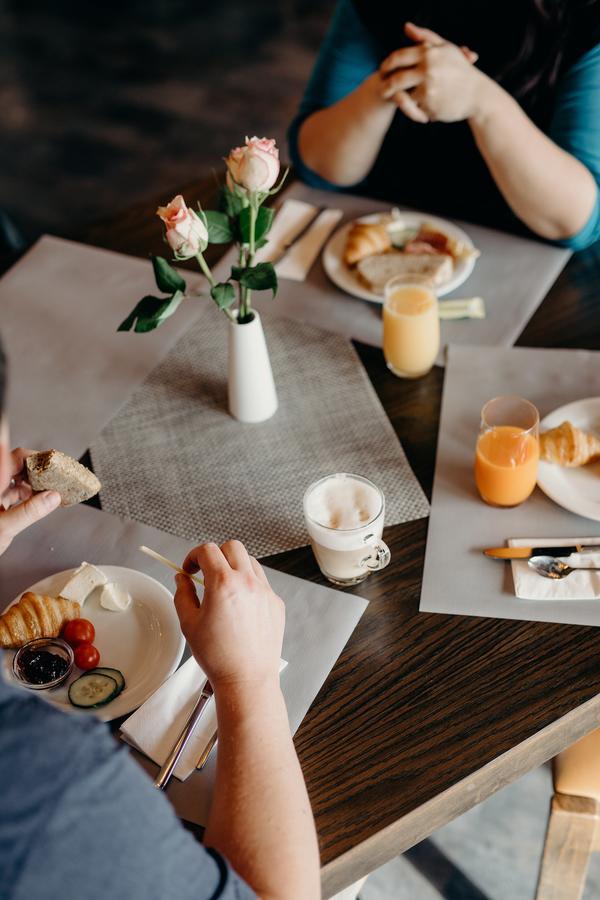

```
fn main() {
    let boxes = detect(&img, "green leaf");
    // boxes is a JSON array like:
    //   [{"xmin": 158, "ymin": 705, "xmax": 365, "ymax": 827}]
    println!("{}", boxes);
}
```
[
  {"xmin": 230, "ymin": 262, "xmax": 278, "ymax": 296},
  {"xmin": 220, "ymin": 185, "xmax": 248, "ymax": 217},
  {"xmin": 152, "ymin": 256, "xmax": 186, "ymax": 294},
  {"xmin": 204, "ymin": 210, "xmax": 233, "ymax": 244},
  {"xmin": 210, "ymin": 282, "xmax": 236, "ymax": 310},
  {"xmin": 239, "ymin": 206, "xmax": 275, "ymax": 245},
  {"xmin": 117, "ymin": 292, "xmax": 184, "ymax": 333}
]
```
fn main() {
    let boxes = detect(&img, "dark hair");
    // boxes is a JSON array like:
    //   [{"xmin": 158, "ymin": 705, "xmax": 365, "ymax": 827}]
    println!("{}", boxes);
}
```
[
  {"xmin": 353, "ymin": 0, "xmax": 600, "ymax": 121},
  {"xmin": 500, "ymin": 0, "xmax": 599, "ymax": 109},
  {"xmin": 0, "ymin": 337, "xmax": 6, "ymax": 420}
]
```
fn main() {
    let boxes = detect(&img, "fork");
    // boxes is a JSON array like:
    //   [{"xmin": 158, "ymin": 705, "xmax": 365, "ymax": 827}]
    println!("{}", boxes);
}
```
[{"xmin": 153, "ymin": 679, "xmax": 214, "ymax": 790}]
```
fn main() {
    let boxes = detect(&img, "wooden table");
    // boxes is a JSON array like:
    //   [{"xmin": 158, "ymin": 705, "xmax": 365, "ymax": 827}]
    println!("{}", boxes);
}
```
[{"xmin": 80, "ymin": 178, "xmax": 600, "ymax": 897}]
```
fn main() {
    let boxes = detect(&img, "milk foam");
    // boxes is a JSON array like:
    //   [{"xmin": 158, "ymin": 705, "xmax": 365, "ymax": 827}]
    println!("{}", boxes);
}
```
[{"xmin": 304, "ymin": 475, "xmax": 382, "ymax": 551}]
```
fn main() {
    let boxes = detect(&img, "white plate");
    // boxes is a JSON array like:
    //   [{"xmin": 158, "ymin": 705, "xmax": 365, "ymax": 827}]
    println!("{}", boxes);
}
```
[
  {"xmin": 322, "ymin": 211, "xmax": 477, "ymax": 302},
  {"xmin": 537, "ymin": 398, "xmax": 600, "ymax": 522},
  {"xmin": 2, "ymin": 565, "xmax": 185, "ymax": 721}
]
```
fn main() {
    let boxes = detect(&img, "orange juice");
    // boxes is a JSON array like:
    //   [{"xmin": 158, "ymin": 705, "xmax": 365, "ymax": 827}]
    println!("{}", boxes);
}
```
[
  {"xmin": 383, "ymin": 285, "xmax": 440, "ymax": 379},
  {"xmin": 475, "ymin": 425, "xmax": 539, "ymax": 507}
]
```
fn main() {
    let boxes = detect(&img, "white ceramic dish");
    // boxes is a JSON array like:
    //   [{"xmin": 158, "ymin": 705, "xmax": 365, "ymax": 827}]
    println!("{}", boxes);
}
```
[
  {"xmin": 537, "ymin": 398, "xmax": 600, "ymax": 522},
  {"xmin": 2, "ymin": 565, "xmax": 185, "ymax": 721},
  {"xmin": 322, "ymin": 211, "xmax": 477, "ymax": 302}
]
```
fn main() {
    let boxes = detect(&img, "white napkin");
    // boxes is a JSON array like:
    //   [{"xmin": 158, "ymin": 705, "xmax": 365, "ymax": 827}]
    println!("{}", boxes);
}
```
[
  {"xmin": 255, "ymin": 198, "xmax": 342, "ymax": 281},
  {"xmin": 120, "ymin": 656, "xmax": 287, "ymax": 781},
  {"xmin": 510, "ymin": 537, "xmax": 600, "ymax": 600}
]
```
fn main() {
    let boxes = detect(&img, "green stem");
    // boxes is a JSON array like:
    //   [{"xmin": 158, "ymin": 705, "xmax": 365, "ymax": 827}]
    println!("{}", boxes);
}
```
[
  {"xmin": 196, "ymin": 252, "xmax": 216, "ymax": 287},
  {"xmin": 238, "ymin": 245, "xmax": 247, "ymax": 320},
  {"xmin": 196, "ymin": 252, "xmax": 235, "ymax": 322},
  {"xmin": 244, "ymin": 200, "xmax": 257, "ymax": 317}
]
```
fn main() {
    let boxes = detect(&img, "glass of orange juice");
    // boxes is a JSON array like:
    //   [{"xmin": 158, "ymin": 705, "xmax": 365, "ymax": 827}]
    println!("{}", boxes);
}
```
[
  {"xmin": 474, "ymin": 396, "xmax": 539, "ymax": 507},
  {"xmin": 383, "ymin": 276, "xmax": 440, "ymax": 379}
]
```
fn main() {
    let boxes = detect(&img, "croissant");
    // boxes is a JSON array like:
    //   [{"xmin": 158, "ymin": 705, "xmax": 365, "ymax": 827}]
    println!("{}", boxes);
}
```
[
  {"xmin": 540, "ymin": 421, "xmax": 600, "ymax": 468},
  {"xmin": 344, "ymin": 223, "xmax": 391, "ymax": 266},
  {"xmin": 0, "ymin": 592, "xmax": 81, "ymax": 649}
]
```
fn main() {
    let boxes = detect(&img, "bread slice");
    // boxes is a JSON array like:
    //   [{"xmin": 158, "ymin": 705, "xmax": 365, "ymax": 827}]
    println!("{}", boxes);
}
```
[
  {"xmin": 26, "ymin": 450, "xmax": 101, "ymax": 507},
  {"xmin": 356, "ymin": 252, "xmax": 453, "ymax": 294}
]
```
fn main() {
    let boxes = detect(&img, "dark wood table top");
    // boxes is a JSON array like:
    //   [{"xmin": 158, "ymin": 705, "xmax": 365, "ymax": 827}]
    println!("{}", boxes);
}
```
[{"xmin": 79, "ymin": 178, "xmax": 600, "ymax": 896}]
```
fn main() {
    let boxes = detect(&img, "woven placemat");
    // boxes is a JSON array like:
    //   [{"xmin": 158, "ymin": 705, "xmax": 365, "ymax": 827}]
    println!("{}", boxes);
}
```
[{"xmin": 90, "ymin": 307, "xmax": 429, "ymax": 557}]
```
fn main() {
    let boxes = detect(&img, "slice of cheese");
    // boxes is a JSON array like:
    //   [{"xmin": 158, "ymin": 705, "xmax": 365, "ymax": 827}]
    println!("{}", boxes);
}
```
[
  {"xmin": 59, "ymin": 562, "xmax": 107, "ymax": 605},
  {"xmin": 99, "ymin": 582, "xmax": 132, "ymax": 613}
]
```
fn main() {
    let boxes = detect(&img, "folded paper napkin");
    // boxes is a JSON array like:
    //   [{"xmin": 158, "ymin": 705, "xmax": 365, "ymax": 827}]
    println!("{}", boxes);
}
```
[
  {"xmin": 510, "ymin": 537, "xmax": 600, "ymax": 601},
  {"xmin": 121, "ymin": 656, "xmax": 287, "ymax": 781},
  {"xmin": 254, "ymin": 198, "xmax": 342, "ymax": 281}
]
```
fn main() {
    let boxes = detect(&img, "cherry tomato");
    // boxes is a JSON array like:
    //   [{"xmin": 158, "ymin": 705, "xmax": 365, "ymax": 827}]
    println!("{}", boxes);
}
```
[
  {"xmin": 74, "ymin": 643, "xmax": 100, "ymax": 670},
  {"xmin": 62, "ymin": 619, "xmax": 95, "ymax": 648}
]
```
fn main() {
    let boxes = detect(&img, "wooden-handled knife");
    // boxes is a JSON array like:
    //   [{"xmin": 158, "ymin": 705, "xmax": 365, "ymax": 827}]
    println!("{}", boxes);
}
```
[{"xmin": 484, "ymin": 544, "xmax": 600, "ymax": 560}]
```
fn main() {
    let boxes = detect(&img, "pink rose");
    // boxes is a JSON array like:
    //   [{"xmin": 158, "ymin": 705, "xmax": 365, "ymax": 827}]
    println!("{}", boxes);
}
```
[
  {"xmin": 225, "ymin": 136, "xmax": 280, "ymax": 193},
  {"xmin": 156, "ymin": 195, "xmax": 208, "ymax": 258}
]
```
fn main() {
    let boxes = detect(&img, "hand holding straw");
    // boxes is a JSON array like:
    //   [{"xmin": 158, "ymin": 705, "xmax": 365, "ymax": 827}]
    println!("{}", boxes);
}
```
[{"xmin": 139, "ymin": 545, "xmax": 204, "ymax": 587}]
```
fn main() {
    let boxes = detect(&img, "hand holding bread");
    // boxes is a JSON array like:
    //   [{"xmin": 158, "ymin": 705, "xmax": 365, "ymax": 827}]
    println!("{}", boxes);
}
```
[{"xmin": 0, "ymin": 447, "xmax": 100, "ymax": 556}]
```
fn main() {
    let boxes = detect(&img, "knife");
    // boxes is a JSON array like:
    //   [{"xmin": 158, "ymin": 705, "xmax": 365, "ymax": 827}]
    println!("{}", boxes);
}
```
[{"xmin": 484, "ymin": 544, "xmax": 600, "ymax": 560}]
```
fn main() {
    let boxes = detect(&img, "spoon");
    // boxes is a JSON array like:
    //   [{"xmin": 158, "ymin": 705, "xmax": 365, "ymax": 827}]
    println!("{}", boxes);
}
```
[{"xmin": 528, "ymin": 555, "xmax": 600, "ymax": 580}]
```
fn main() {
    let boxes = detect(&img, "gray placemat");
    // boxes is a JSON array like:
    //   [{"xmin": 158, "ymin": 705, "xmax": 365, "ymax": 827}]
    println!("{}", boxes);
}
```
[
  {"xmin": 420, "ymin": 344, "xmax": 600, "ymax": 627},
  {"xmin": 90, "ymin": 306, "xmax": 429, "ymax": 557},
  {"xmin": 0, "ymin": 504, "xmax": 368, "ymax": 827},
  {"xmin": 0, "ymin": 236, "xmax": 205, "ymax": 458},
  {"xmin": 217, "ymin": 183, "xmax": 570, "ymax": 360}
]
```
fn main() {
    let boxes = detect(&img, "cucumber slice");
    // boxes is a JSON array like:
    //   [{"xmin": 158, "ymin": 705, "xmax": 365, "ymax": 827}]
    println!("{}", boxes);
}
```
[
  {"xmin": 69, "ymin": 673, "xmax": 118, "ymax": 709},
  {"xmin": 88, "ymin": 667, "xmax": 125, "ymax": 695}
]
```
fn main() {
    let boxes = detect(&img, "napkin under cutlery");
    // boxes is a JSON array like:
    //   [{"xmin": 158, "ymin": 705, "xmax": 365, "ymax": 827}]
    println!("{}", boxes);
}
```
[
  {"xmin": 255, "ymin": 198, "xmax": 342, "ymax": 281},
  {"xmin": 509, "ymin": 537, "xmax": 600, "ymax": 601},
  {"xmin": 120, "ymin": 656, "xmax": 287, "ymax": 781}
]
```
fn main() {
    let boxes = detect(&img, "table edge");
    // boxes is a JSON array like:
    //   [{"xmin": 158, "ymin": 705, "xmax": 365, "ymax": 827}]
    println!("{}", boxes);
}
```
[{"xmin": 321, "ymin": 689, "xmax": 600, "ymax": 897}]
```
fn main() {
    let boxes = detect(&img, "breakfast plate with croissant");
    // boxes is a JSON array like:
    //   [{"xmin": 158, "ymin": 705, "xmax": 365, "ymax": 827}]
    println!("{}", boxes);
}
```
[
  {"xmin": 322, "ymin": 210, "xmax": 479, "ymax": 302},
  {"xmin": 537, "ymin": 398, "xmax": 600, "ymax": 521},
  {"xmin": 0, "ymin": 564, "xmax": 185, "ymax": 721}
]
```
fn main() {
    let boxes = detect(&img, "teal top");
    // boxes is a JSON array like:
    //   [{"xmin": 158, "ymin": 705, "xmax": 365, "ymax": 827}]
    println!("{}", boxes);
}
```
[{"xmin": 289, "ymin": 0, "xmax": 600, "ymax": 250}]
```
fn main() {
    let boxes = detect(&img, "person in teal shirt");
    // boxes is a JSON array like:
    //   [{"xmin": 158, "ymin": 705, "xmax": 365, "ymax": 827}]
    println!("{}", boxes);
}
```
[{"xmin": 290, "ymin": 0, "xmax": 600, "ymax": 250}]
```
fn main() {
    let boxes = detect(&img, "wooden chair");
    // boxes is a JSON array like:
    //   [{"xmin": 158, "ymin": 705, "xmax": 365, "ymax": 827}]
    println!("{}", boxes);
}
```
[{"xmin": 536, "ymin": 729, "xmax": 600, "ymax": 900}]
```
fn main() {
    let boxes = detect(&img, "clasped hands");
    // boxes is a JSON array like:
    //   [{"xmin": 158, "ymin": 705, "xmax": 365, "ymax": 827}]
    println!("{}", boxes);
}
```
[{"xmin": 379, "ymin": 21, "xmax": 487, "ymax": 124}]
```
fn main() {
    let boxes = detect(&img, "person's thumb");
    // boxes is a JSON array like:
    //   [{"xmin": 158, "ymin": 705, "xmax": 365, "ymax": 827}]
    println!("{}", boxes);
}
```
[{"xmin": 3, "ymin": 491, "xmax": 61, "ymax": 537}]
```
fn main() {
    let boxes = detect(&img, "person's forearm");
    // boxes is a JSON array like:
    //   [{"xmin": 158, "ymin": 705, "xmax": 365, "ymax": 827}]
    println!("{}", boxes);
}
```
[
  {"xmin": 298, "ymin": 72, "xmax": 395, "ymax": 186},
  {"xmin": 469, "ymin": 76, "xmax": 597, "ymax": 241},
  {"xmin": 204, "ymin": 679, "xmax": 320, "ymax": 900}
]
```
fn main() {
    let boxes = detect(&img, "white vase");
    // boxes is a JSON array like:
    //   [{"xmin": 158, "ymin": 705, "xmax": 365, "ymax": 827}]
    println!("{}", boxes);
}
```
[{"xmin": 227, "ymin": 311, "xmax": 278, "ymax": 423}]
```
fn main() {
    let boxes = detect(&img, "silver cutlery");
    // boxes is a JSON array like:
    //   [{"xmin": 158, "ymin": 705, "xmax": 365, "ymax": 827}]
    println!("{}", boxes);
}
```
[
  {"xmin": 196, "ymin": 730, "xmax": 218, "ymax": 770},
  {"xmin": 153, "ymin": 678, "xmax": 214, "ymax": 790},
  {"xmin": 528, "ymin": 555, "xmax": 600, "ymax": 580}
]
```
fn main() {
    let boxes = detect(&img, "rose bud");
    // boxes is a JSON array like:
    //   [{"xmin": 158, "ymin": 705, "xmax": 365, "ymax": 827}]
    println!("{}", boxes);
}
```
[
  {"xmin": 156, "ymin": 195, "xmax": 208, "ymax": 258},
  {"xmin": 225, "ymin": 136, "xmax": 280, "ymax": 194}
]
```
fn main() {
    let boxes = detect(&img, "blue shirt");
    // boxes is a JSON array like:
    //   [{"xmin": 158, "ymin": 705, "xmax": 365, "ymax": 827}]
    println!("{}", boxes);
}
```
[
  {"xmin": 0, "ymin": 666, "xmax": 255, "ymax": 900},
  {"xmin": 289, "ymin": 0, "xmax": 600, "ymax": 250}
]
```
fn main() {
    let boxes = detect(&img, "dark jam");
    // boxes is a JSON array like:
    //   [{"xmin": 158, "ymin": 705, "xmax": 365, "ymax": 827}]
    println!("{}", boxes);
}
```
[{"xmin": 18, "ymin": 648, "xmax": 69, "ymax": 685}]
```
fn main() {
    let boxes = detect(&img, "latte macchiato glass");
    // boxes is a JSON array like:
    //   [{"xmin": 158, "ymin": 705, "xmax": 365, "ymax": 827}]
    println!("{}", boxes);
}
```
[{"xmin": 303, "ymin": 473, "xmax": 391, "ymax": 586}]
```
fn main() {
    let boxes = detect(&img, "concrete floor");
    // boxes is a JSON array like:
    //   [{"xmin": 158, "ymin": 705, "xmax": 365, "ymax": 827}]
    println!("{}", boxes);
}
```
[{"xmin": 1, "ymin": 3, "xmax": 595, "ymax": 898}]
